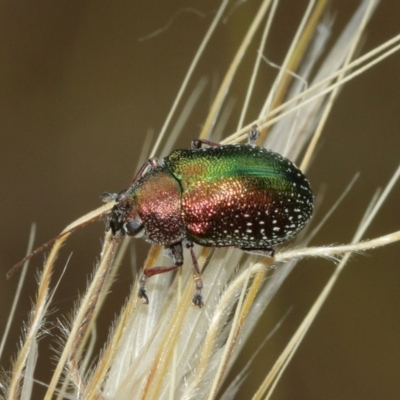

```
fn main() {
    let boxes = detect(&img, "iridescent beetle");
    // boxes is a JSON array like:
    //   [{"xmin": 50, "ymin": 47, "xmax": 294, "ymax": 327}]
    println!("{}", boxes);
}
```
[
  {"xmin": 10, "ymin": 126, "xmax": 313, "ymax": 307},
  {"xmin": 102, "ymin": 126, "xmax": 313, "ymax": 306}
]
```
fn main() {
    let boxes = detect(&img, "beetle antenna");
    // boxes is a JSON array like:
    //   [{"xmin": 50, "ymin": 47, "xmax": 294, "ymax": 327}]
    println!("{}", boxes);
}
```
[
  {"xmin": 7, "ymin": 210, "xmax": 110, "ymax": 279},
  {"xmin": 7, "ymin": 232, "xmax": 72, "ymax": 279}
]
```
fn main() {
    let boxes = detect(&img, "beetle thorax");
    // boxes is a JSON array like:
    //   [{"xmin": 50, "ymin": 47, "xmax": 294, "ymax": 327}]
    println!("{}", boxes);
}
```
[{"xmin": 121, "ymin": 167, "xmax": 185, "ymax": 245}]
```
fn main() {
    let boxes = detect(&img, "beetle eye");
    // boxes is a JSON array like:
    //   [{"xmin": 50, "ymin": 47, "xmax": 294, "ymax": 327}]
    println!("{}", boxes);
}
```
[{"xmin": 124, "ymin": 219, "xmax": 143, "ymax": 237}]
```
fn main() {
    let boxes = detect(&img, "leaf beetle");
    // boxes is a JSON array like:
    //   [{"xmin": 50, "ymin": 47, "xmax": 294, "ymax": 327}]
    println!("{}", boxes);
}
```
[{"xmin": 103, "ymin": 125, "xmax": 313, "ymax": 307}]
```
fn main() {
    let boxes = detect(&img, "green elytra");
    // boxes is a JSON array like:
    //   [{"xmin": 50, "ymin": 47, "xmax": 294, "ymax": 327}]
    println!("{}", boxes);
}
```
[{"xmin": 164, "ymin": 144, "xmax": 313, "ymax": 248}]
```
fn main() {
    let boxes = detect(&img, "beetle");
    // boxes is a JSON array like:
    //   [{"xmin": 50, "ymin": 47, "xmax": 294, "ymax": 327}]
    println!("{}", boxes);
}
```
[
  {"xmin": 10, "ymin": 126, "xmax": 313, "ymax": 307},
  {"xmin": 102, "ymin": 125, "xmax": 313, "ymax": 307}
]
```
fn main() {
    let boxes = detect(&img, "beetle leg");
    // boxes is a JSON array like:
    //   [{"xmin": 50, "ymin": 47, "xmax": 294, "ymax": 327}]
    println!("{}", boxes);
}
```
[
  {"xmin": 131, "ymin": 157, "xmax": 160, "ymax": 185},
  {"xmin": 191, "ymin": 138, "xmax": 221, "ymax": 149},
  {"xmin": 138, "ymin": 242, "xmax": 184, "ymax": 304},
  {"xmin": 186, "ymin": 241, "xmax": 204, "ymax": 308},
  {"xmin": 247, "ymin": 124, "xmax": 260, "ymax": 145},
  {"xmin": 192, "ymin": 124, "xmax": 260, "ymax": 149},
  {"xmin": 240, "ymin": 246, "xmax": 275, "ymax": 258}
]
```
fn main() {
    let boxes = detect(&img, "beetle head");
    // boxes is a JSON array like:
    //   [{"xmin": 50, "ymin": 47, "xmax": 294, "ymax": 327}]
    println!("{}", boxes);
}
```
[
  {"xmin": 105, "ymin": 190, "xmax": 144, "ymax": 238},
  {"xmin": 109, "ymin": 206, "xmax": 144, "ymax": 238}
]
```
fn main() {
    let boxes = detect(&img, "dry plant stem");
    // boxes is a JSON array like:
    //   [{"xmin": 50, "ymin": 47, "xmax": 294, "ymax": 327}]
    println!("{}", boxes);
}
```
[
  {"xmin": 66, "ymin": 236, "xmax": 119, "ymax": 398},
  {"xmin": 206, "ymin": 271, "xmax": 252, "ymax": 400},
  {"xmin": 186, "ymin": 256, "xmax": 271, "ymax": 395},
  {"xmin": 141, "ymin": 288, "xmax": 193, "ymax": 399},
  {"xmin": 0, "ymin": 225, "xmax": 36, "ymax": 363},
  {"xmin": 151, "ymin": 0, "xmax": 230, "ymax": 157},
  {"xmin": 170, "ymin": 311, "xmax": 179, "ymax": 400},
  {"xmin": 262, "ymin": 206, "xmax": 400, "ymax": 396},
  {"xmin": 8, "ymin": 233, "xmax": 71, "ymax": 400},
  {"xmin": 201, "ymin": 231, "xmax": 400, "ymax": 378},
  {"xmin": 257, "ymin": 0, "xmax": 316, "ymax": 137},
  {"xmin": 69, "ymin": 237, "xmax": 121, "ymax": 397},
  {"xmin": 278, "ymin": 231, "xmax": 400, "ymax": 262},
  {"xmin": 263, "ymin": 38, "xmax": 398, "ymax": 143},
  {"xmin": 258, "ymin": 0, "xmax": 327, "ymax": 141},
  {"xmin": 237, "ymin": 0, "xmax": 278, "ymax": 130},
  {"xmin": 86, "ymin": 317, "xmax": 126, "ymax": 398},
  {"xmin": 207, "ymin": 257, "xmax": 274, "ymax": 399},
  {"xmin": 58, "ymin": 206, "xmax": 121, "ymax": 398},
  {"xmin": 60, "ymin": 204, "xmax": 113, "ymax": 241},
  {"xmin": 254, "ymin": 165, "xmax": 400, "ymax": 397},
  {"xmin": 163, "ymin": 77, "xmax": 208, "ymax": 156},
  {"xmin": 276, "ymin": 34, "xmax": 400, "ymax": 135},
  {"xmin": 200, "ymin": 0, "xmax": 272, "ymax": 139},
  {"xmin": 76, "ymin": 236, "xmax": 132, "ymax": 372},
  {"xmin": 307, "ymin": 174, "xmax": 360, "ymax": 244},
  {"xmin": 300, "ymin": 0, "xmax": 376, "ymax": 171},
  {"xmin": 225, "ymin": 34, "xmax": 400, "ymax": 145},
  {"xmin": 46, "ymin": 232, "xmax": 119, "ymax": 400},
  {"xmin": 240, "ymin": 233, "xmax": 400, "ymax": 400},
  {"xmin": 7, "ymin": 203, "xmax": 112, "ymax": 399},
  {"xmin": 6, "ymin": 203, "xmax": 113, "ymax": 279},
  {"xmin": 264, "ymin": 42, "xmax": 400, "ymax": 140},
  {"xmin": 84, "ymin": 245, "xmax": 161, "ymax": 397}
]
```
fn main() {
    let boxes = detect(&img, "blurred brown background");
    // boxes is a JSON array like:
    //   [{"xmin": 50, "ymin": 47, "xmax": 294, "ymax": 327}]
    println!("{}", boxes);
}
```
[{"xmin": 0, "ymin": 1, "xmax": 399, "ymax": 399}]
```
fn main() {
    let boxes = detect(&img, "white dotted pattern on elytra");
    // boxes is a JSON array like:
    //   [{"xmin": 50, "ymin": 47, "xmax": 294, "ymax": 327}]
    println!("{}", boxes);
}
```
[{"xmin": 170, "ymin": 144, "xmax": 314, "ymax": 249}]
